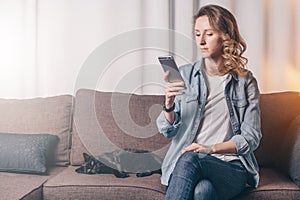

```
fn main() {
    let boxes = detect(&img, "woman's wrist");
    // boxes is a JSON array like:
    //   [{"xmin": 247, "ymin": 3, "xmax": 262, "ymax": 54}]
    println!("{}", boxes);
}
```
[
  {"xmin": 208, "ymin": 142, "xmax": 237, "ymax": 154},
  {"xmin": 198, "ymin": 144, "xmax": 215, "ymax": 154},
  {"xmin": 164, "ymin": 98, "xmax": 175, "ymax": 110},
  {"xmin": 163, "ymin": 103, "xmax": 175, "ymax": 113},
  {"xmin": 164, "ymin": 99, "xmax": 174, "ymax": 108},
  {"xmin": 165, "ymin": 103, "xmax": 174, "ymax": 109},
  {"xmin": 210, "ymin": 144, "xmax": 216, "ymax": 154}
]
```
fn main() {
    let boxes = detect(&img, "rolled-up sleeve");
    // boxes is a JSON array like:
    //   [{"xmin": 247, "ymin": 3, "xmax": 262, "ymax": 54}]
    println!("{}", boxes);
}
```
[
  {"xmin": 156, "ymin": 98, "xmax": 182, "ymax": 138},
  {"xmin": 230, "ymin": 74, "xmax": 262, "ymax": 156}
]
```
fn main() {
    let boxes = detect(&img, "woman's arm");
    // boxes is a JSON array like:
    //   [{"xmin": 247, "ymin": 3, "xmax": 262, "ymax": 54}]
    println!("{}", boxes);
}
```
[
  {"xmin": 156, "ymin": 71, "xmax": 186, "ymax": 138},
  {"xmin": 230, "ymin": 73, "xmax": 262, "ymax": 156},
  {"xmin": 180, "ymin": 141, "xmax": 237, "ymax": 155},
  {"xmin": 164, "ymin": 71, "xmax": 185, "ymax": 124},
  {"xmin": 212, "ymin": 141, "xmax": 237, "ymax": 154}
]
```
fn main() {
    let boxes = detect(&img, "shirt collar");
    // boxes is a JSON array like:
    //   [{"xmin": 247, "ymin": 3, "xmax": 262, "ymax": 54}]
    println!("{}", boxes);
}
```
[
  {"xmin": 230, "ymin": 72, "xmax": 239, "ymax": 81},
  {"xmin": 192, "ymin": 59, "xmax": 204, "ymax": 77}
]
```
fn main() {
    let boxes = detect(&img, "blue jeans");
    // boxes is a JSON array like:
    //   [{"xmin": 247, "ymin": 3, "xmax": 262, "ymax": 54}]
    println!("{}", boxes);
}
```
[{"xmin": 165, "ymin": 152, "xmax": 247, "ymax": 200}]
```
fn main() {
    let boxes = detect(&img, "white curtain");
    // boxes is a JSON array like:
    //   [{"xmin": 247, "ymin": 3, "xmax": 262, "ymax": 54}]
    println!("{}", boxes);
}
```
[
  {"xmin": 0, "ymin": 0, "xmax": 38, "ymax": 98},
  {"xmin": 0, "ymin": 0, "xmax": 299, "ymax": 98}
]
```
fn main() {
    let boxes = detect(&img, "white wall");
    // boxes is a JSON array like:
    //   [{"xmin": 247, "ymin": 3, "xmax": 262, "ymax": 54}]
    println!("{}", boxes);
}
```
[
  {"xmin": 0, "ymin": 0, "xmax": 299, "ymax": 98},
  {"xmin": 37, "ymin": 0, "xmax": 146, "ymax": 96}
]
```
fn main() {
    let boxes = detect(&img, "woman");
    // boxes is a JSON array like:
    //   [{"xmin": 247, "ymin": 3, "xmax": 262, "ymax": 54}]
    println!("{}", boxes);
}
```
[{"xmin": 156, "ymin": 4, "xmax": 261, "ymax": 200}]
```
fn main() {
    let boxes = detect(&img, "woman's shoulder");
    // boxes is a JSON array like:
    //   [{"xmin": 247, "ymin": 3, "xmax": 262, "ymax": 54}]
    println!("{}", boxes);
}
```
[
  {"xmin": 233, "ymin": 69, "xmax": 259, "ymax": 91},
  {"xmin": 235, "ymin": 68, "xmax": 256, "ymax": 81}
]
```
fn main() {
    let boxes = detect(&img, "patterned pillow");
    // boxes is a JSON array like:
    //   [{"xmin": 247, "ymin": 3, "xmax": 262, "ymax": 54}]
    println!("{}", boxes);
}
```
[{"xmin": 0, "ymin": 133, "xmax": 59, "ymax": 174}]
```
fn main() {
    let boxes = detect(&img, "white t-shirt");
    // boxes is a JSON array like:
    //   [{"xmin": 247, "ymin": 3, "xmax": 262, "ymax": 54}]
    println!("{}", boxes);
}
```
[{"xmin": 195, "ymin": 72, "xmax": 239, "ymax": 162}]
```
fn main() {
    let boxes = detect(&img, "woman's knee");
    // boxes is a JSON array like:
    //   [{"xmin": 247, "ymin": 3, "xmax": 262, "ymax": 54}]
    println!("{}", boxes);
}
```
[
  {"xmin": 194, "ymin": 179, "xmax": 217, "ymax": 200},
  {"xmin": 176, "ymin": 152, "xmax": 211, "ymax": 168},
  {"xmin": 171, "ymin": 152, "xmax": 199, "ymax": 177},
  {"xmin": 176, "ymin": 152, "xmax": 199, "ymax": 167}
]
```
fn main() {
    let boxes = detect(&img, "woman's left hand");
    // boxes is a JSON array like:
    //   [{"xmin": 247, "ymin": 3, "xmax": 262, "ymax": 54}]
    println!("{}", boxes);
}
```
[{"xmin": 180, "ymin": 143, "xmax": 214, "ymax": 155}]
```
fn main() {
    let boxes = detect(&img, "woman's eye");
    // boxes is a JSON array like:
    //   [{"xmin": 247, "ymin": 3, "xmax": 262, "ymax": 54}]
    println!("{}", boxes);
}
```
[
  {"xmin": 195, "ymin": 32, "xmax": 201, "ymax": 37},
  {"xmin": 206, "ymin": 33, "xmax": 213, "ymax": 36}
]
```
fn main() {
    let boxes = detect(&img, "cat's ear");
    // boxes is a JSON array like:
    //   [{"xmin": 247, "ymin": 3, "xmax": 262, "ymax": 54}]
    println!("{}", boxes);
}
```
[{"xmin": 83, "ymin": 153, "xmax": 91, "ymax": 161}]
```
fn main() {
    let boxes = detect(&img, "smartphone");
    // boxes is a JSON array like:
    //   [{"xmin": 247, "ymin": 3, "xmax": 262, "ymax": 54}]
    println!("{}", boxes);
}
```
[{"xmin": 158, "ymin": 56, "xmax": 184, "ymax": 82}]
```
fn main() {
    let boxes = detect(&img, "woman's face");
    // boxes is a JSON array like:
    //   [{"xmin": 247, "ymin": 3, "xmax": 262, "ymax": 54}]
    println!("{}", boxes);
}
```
[{"xmin": 194, "ymin": 16, "xmax": 223, "ymax": 60}]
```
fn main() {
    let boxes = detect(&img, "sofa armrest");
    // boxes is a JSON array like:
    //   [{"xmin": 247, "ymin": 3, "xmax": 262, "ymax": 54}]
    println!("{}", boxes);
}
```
[{"xmin": 278, "ymin": 115, "xmax": 300, "ymax": 187}]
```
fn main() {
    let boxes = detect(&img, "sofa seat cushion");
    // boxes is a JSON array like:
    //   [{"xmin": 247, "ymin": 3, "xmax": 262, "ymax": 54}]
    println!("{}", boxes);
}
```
[
  {"xmin": 0, "ymin": 167, "xmax": 66, "ymax": 200},
  {"xmin": 43, "ymin": 166, "xmax": 166, "ymax": 200},
  {"xmin": 234, "ymin": 168, "xmax": 300, "ymax": 200}
]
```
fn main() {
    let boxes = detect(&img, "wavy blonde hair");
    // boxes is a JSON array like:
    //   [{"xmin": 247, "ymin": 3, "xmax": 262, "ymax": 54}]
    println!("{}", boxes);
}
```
[{"xmin": 194, "ymin": 5, "xmax": 248, "ymax": 76}]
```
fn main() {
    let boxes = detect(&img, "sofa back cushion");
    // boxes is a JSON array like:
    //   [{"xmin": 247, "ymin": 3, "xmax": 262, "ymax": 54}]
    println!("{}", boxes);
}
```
[
  {"xmin": 256, "ymin": 92, "xmax": 300, "ymax": 167},
  {"xmin": 71, "ymin": 89, "xmax": 170, "ymax": 165},
  {"xmin": 0, "ymin": 95, "xmax": 73, "ymax": 166},
  {"xmin": 71, "ymin": 90, "xmax": 300, "ymax": 168}
]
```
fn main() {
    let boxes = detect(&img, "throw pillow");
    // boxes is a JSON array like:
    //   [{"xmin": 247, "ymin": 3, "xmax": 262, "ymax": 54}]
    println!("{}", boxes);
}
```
[
  {"xmin": 0, "ymin": 133, "xmax": 59, "ymax": 174},
  {"xmin": 279, "ymin": 115, "xmax": 300, "ymax": 187}
]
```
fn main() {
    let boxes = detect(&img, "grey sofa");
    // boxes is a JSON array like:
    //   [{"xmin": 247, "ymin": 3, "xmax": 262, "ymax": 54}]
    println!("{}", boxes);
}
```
[{"xmin": 0, "ymin": 89, "xmax": 299, "ymax": 200}]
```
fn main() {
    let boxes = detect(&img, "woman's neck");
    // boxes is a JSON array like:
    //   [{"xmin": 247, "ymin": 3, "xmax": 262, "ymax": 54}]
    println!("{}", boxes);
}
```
[{"xmin": 204, "ymin": 57, "xmax": 224, "ymax": 76}]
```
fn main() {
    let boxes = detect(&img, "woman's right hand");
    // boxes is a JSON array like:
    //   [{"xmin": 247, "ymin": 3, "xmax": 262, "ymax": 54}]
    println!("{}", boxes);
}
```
[{"xmin": 164, "ymin": 71, "xmax": 186, "ymax": 109}]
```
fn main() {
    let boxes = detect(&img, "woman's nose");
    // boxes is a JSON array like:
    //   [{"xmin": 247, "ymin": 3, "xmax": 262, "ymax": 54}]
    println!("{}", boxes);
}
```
[{"xmin": 200, "ymin": 35, "xmax": 206, "ymax": 45}]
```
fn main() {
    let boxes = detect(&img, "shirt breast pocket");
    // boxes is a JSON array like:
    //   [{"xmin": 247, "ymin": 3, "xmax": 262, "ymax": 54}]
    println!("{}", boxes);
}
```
[
  {"xmin": 232, "ymin": 98, "xmax": 248, "ymax": 108},
  {"xmin": 181, "ymin": 95, "xmax": 198, "ymax": 118},
  {"xmin": 184, "ymin": 95, "xmax": 198, "ymax": 104}
]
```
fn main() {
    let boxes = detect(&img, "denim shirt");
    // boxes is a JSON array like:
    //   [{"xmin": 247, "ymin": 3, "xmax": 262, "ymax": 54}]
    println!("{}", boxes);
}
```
[{"xmin": 156, "ymin": 59, "xmax": 262, "ymax": 188}]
